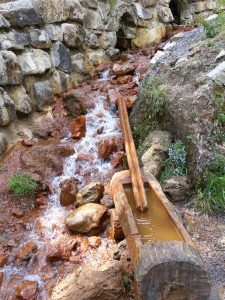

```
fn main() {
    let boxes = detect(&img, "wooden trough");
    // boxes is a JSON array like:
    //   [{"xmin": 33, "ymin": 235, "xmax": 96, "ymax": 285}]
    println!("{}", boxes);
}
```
[{"xmin": 111, "ymin": 96, "xmax": 211, "ymax": 299}]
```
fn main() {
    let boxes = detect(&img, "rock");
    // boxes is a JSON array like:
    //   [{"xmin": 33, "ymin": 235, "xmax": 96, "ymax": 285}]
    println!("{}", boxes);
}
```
[
  {"xmin": 4, "ymin": 85, "xmax": 32, "ymax": 117},
  {"xmin": 50, "ymin": 41, "xmax": 73, "ymax": 73},
  {"xmin": 100, "ymin": 195, "xmax": 114, "ymax": 209},
  {"xmin": 32, "ymin": 127, "xmax": 51, "ymax": 140},
  {"xmin": 59, "ymin": 177, "xmax": 78, "ymax": 206},
  {"xmin": 207, "ymin": 61, "xmax": 225, "ymax": 85},
  {"xmin": 12, "ymin": 208, "xmax": 24, "ymax": 217},
  {"xmin": 33, "ymin": 80, "xmax": 55, "ymax": 111},
  {"xmin": 83, "ymin": 9, "xmax": 103, "ymax": 31},
  {"xmin": 139, "ymin": 0, "xmax": 157, "ymax": 8},
  {"xmin": 150, "ymin": 50, "xmax": 165, "ymax": 64},
  {"xmin": 0, "ymin": 30, "xmax": 29, "ymax": 50},
  {"xmin": 216, "ymin": 49, "xmax": 225, "ymax": 61},
  {"xmin": 65, "ymin": 89, "xmax": 93, "ymax": 118},
  {"xmin": 50, "ymin": 70, "xmax": 76, "ymax": 95},
  {"xmin": 106, "ymin": 47, "xmax": 120, "ymax": 61},
  {"xmin": 65, "ymin": 203, "xmax": 107, "ymax": 233},
  {"xmin": 117, "ymin": 75, "xmax": 133, "ymax": 85},
  {"xmin": 0, "ymin": 133, "xmax": 8, "ymax": 154},
  {"xmin": 0, "ymin": 51, "xmax": 23, "ymax": 86},
  {"xmin": 162, "ymin": 176, "xmax": 192, "ymax": 202},
  {"xmin": 0, "ymin": 272, "xmax": 3, "ymax": 287},
  {"xmin": 107, "ymin": 89, "xmax": 120, "ymax": 105},
  {"xmin": 85, "ymin": 49, "xmax": 108, "ymax": 68},
  {"xmin": 46, "ymin": 242, "xmax": 71, "ymax": 261},
  {"xmin": 111, "ymin": 152, "xmax": 126, "ymax": 167},
  {"xmin": 35, "ymin": 196, "xmax": 48, "ymax": 207},
  {"xmin": 32, "ymin": 0, "xmax": 70, "ymax": 23},
  {"xmin": 0, "ymin": 1, "xmax": 41, "ymax": 27},
  {"xmin": 62, "ymin": 23, "xmax": 85, "ymax": 48},
  {"xmin": 21, "ymin": 139, "xmax": 33, "ymax": 147},
  {"xmin": 88, "ymin": 236, "xmax": 101, "ymax": 248},
  {"xmin": 0, "ymin": 14, "xmax": 10, "ymax": 28},
  {"xmin": 68, "ymin": 0, "xmax": 85, "ymax": 23},
  {"xmin": 51, "ymin": 261, "xmax": 128, "ymax": 300},
  {"xmin": 18, "ymin": 49, "xmax": 52, "ymax": 76},
  {"xmin": 45, "ymin": 24, "xmax": 63, "ymax": 41},
  {"xmin": 0, "ymin": 254, "xmax": 9, "ymax": 267},
  {"xmin": 98, "ymin": 31, "xmax": 117, "ymax": 50},
  {"xmin": 141, "ymin": 131, "xmax": 171, "ymax": 179},
  {"xmin": 209, "ymin": 285, "xmax": 224, "ymax": 300},
  {"xmin": 28, "ymin": 29, "xmax": 52, "ymax": 48},
  {"xmin": 15, "ymin": 280, "xmax": 38, "ymax": 300},
  {"xmin": 71, "ymin": 55, "xmax": 88, "ymax": 75},
  {"xmin": 158, "ymin": 6, "xmax": 174, "ymax": 23},
  {"xmin": 16, "ymin": 242, "xmax": 37, "ymax": 260},
  {"xmin": 171, "ymin": 32, "xmax": 185, "ymax": 42},
  {"xmin": 217, "ymin": 236, "xmax": 225, "ymax": 249},
  {"xmin": 98, "ymin": 135, "xmax": 124, "ymax": 159},
  {"xmin": 0, "ymin": 87, "xmax": 16, "ymax": 126},
  {"xmin": 132, "ymin": 25, "xmax": 166, "ymax": 48},
  {"xmin": 75, "ymin": 181, "xmax": 104, "ymax": 207},
  {"xmin": 134, "ymin": 3, "xmax": 153, "ymax": 20},
  {"xmin": 84, "ymin": 33, "xmax": 100, "ymax": 49},
  {"xmin": 20, "ymin": 142, "xmax": 75, "ymax": 179},
  {"xmin": 71, "ymin": 115, "xmax": 86, "ymax": 138},
  {"xmin": 112, "ymin": 62, "xmax": 135, "ymax": 76}
]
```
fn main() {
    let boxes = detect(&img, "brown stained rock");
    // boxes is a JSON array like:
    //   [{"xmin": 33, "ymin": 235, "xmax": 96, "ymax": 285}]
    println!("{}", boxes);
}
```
[
  {"xmin": 70, "ymin": 115, "xmax": 86, "ymax": 138},
  {"xmin": 88, "ymin": 236, "xmax": 101, "ymax": 249},
  {"xmin": 15, "ymin": 280, "xmax": 38, "ymax": 300},
  {"xmin": 111, "ymin": 152, "xmax": 126, "ymax": 167},
  {"xmin": 107, "ymin": 89, "xmax": 120, "ymax": 105},
  {"xmin": 0, "ymin": 272, "xmax": 3, "ymax": 287},
  {"xmin": 100, "ymin": 195, "xmax": 114, "ymax": 209},
  {"xmin": 117, "ymin": 75, "xmax": 133, "ymax": 85},
  {"xmin": 46, "ymin": 243, "xmax": 71, "ymax": 262},
  {"xmin": 75, "ymin": 181, "xmax": 104, "ymax": 207},
  {"xmin": 59, "ymin": 177, "xmax": 78, "ymax": 206},
  {"xmin": 76, "ymin": 153, "xmax": 95, "ymax": 162},
  {"xmin": 16, "ymin": 242, "xmax": 38, "ymax": 260},
  {"xmin": 0, "ymin": 254, "xmax": 9, "ymax": 267},
  {"xmin": 98, "ymin": 135, "xmax": 124, "ymax": 159},
  {"xmin": 112, "ymin": 62, "xmax": 135, "ymax": 76},
  {"xmin": 65, "ymin": 203, "xmax": 107, "ymax": 234},
  {"xmin": 20, "ymin": 141, "xmax": 75, "ymax": 179},
  {"xmin": 32, "ymin": 127, "xmax": 51, "ymax": 140},
  {"xmin": 35, "ymin": 197, "xmax": 48, "ymax": 207},
  {"xmin": 11, "ymin": 207, "xmax": 24, "ymax": 218},
  {"xmin": 21, "ymin": 139, "xmax": 33, "ymax": 147}
]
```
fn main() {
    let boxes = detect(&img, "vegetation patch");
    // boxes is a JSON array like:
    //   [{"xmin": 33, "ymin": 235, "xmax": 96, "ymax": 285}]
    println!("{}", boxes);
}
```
[{"xmin": 7, "ymin": 173, "xmax": 41, "ymax": 197}]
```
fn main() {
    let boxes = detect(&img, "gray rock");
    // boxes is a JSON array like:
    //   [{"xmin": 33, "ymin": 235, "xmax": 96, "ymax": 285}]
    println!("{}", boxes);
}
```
[
  {"xmin": 0, "ymin": 132, "xmax": 7, "ymax": 154},
  {"xmin": 209, "ymin": 285, "xmax": 224, "ymax": 300},
  {"xmin": 32, "ymin": 0, "xmax": 70, "ymax": 23},
  {"xmin": 85, "ymin": 49, "xmax": 107, "ymax": 67},
  {"xmin": 33, "ymin": 80, "xmax": 54, "ymax": 111},
  {"xmin": 216, "ymin": 49, "xmax": 225, "ymax": 61},
  {"xmin": 158, "ymin": 6, "xmax": 174, "ymax": 23},
  {"xmin": 98, "ymin": 31, "xmax": 117, "ymax": 50},
  {"xmin": 162, "ymin": 176, "xmax": 192, "ymax": 202},
  {"xmin": 62, "ymin": 23, "xmax": 85, "ymax": 48},
  {"xmin": 71, "ymin": 55, "xmax": 88, "ymax": 74},
  {"xmin": 134, "ymin": 3, "xmax": 153, "ymax": 20},
  {"xmin": 171, "ymin": 32, "xmax": 185, "ymax": 42},
  {"xmin": 84, "ymin": 33, "xmax": 100, "ymax": 49},
  {"xmin": 100, "ymin": 195, "xmax": 114, "ymax": 209},
  {"xmin": 98, "ymin": 2, "xmax": 110, "ymax": 22},
  {"xmin": 0, "ymin": 30, "xmax": 29, "ymax": 50},
  {"xmin": 50, "ymin": 70, "xmax": 75, "ymax": 95},
  {"xmin": 106, "ymin": 47, "xmax": 120, "ymax": 61},
  {"xmin": 83, "ymin": 9, "xmax": 104, "ymax": 31},
  {"xmin": 105, "ymin": 17, "xmax": 117, "ymax": 32},
  {"xmin": 64, "ymin": 89, "xmax": 89, "ymax": 118},
  {"xmin": 86, "ymin": 0, "xmax": 98, "ymax": 9},
  {"xmin": 67, "ymin": 0, "xmax": 85, "ymax": 23},
  {"xmin": 45, "ymin": 24, "xmax": 63, "ymax": 41},
  {"xmin": 0, "ymin": 0, "xmax": 41, "ymax": 27},
  {"xmin": 75, "ymin": 181, "xmax": 104, "ymax": 207},
  {"xmin": 28, "ymin": 29, "xmax": 52, "ymax": 49},
  {"xmin": 50, "ymin": 41, "xmax": 73, "ymax": 73},
  {"xmin": 139, "ymin": 0, "xmax": 157, "ymax": 8},
  {"xmin": 18, "ymin": 49, "xmax": 52, "ymax": 76},
  {"xmin": 4, "ymin": 85, "xmax": 32, "ymax": 116},
  {"xmin": 0, "ymin": 87, "xmax": 16, "ymax": 126},
  {"xmin": 65, "ymin": 203, "xmax": 107, "ymax": 233},
  {"xmin": 207, "ymin": 62, "xmax": 225, "ymax": 85},
  {"xmin": 0, "ymin": 51, "xmax": 23, "ymax": 86},
  {"xmin": 0, "ymin": 14, "xmax": 10, "ymax": 28},
  {"xmin": 141, "ymin": 130, "xmax": 172, "ymax": 179}
]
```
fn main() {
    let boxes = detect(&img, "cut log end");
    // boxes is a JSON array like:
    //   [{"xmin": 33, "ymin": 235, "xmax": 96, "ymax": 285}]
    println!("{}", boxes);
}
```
[{"xmin": 135, "ymin": 241, "xmax": 211, "ymax": 300}]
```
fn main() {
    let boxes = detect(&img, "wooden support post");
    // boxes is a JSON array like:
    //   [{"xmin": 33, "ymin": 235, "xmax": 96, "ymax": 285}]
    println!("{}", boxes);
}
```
[
  {"xmin": 117, "ymin": 96, "xmax": 148, "ymax": 212},
  {"xmin": 110, "ymin": 208, "xmax": 125, "ymax": 240}
]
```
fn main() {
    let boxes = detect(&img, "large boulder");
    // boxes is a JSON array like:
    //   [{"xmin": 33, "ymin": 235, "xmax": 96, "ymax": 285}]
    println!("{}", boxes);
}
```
[
  {"xmin": 64, "ymin": 203, "xmax": 107, "ymax": 234},
  {"xmin": 18, "ymin": 49, "xmax": 52, "ymax": 76},
  {"xmin": 0, "ymin": 88, "xmax": 16, "ymax": 126},
  {"xmin": 0, "ymin": 51, "xmax": 23, "ymax": 86},
  {"xmin": 20, "ymin": 141, "xmax": 75, "ymax": 179},
  {"xmin": 132, "ymin": 25, "xmax": 166, "ymax": 48},
  {"xmin": 75, "ymin": 181, "xmax": 104, "ymax": 207}
]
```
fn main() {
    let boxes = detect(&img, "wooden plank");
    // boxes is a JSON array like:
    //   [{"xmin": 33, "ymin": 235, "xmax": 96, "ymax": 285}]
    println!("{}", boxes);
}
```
[
  {"xmin": 110, "ymin": 208, "xmax": 125, "ymax": 240},
  {"xmin": 117, "ymin": 96, "xmax": 148, "ymax": 213}
]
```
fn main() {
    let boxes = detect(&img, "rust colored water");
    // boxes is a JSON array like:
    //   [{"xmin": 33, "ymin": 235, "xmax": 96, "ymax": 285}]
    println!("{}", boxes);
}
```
[{"xmin": 124, "ymin": 184, "xmax": 182, "ymax": 244}]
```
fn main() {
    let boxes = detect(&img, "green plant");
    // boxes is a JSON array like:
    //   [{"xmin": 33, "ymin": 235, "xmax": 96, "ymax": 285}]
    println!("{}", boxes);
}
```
[
  {"xmin": 218, "ymin": 113, "xmax": 225, "ymax": 123},
  {"xmin": 186, "ymin": 135, "xmax": 197, "ymax": 145},
  {"xmin": 159, "ymin": 140, "xmax": 187, "ymax": 183},
  {"xmin": 7, "ymin": 173, "xmax": 41, "ymax": 197},
  {"xmin": 109, "ymin": 0, "xmax": 117, "ymax": 10},
  {"xmin": 207, "ymin": 41, "xmax": 215, "ymax": 47},
  {"xmin": 194, "ymin": 12, "xmax": 225, "ymax": 38},
  {"xmin": 142, "ymin": 77, "xmax": 165, "ymax": 115},
  {"xmin": 216, "ymin": 95, "xmax": 224, "ymax": 106},
  {"xmin": 195, "ymin": 155, "xmax": 225, "ymax": 213}
]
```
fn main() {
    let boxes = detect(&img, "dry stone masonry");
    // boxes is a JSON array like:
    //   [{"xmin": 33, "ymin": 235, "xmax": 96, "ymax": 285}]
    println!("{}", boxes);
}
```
[{"xmin": 0, "ymin": 0, "xmax": 216, "ymax": 154}]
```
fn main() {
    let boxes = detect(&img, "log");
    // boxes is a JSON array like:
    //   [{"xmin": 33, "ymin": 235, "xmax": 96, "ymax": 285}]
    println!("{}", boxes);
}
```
[
  {"xmin": 117, "ymin": 96, "xmax": 147, "ymax": 213},
  {"xmin": 110, "ymin": 208, "xmax": 125, "ymax": 240}
]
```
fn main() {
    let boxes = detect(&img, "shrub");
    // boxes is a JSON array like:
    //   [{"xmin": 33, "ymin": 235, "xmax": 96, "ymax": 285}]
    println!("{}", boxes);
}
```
[
  {"xmin": 196, "ymin": 155, "xmax": 225, "ymax": 213},
  {"xmin": 7, "ymin": 173, "xmax": 41, "ymax": 197},
  {"xmin": 159, "ymin": 140, "xmax": 187, "ymax": 183}
]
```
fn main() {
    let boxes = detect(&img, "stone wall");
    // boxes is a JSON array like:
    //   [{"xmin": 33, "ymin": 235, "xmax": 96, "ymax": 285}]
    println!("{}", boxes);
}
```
[{"xmin": 0, "ymin": 0, "xmax": 216, "ymax": 154}]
